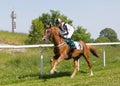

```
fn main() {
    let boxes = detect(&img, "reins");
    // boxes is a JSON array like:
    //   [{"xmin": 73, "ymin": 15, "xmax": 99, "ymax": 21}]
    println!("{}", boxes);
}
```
[
  {"xmin": 54, "ymin": 42, "xmax": 66, "ymax": 47},
  {"xmin": 51, "ymin": 27, "xmax": 67, "ymax": 48}
]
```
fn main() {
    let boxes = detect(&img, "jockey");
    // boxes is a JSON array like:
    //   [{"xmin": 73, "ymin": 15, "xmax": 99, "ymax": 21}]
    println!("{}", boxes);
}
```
[{"xmin": 55, "ymin": 18, "xmax": 75, "ymax": 49}]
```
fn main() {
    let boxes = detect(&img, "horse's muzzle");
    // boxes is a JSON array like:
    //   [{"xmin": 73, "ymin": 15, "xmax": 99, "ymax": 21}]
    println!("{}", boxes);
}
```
[{"xmin": 42, "ymin": 36, "xmax": 49, "ymax": 42}]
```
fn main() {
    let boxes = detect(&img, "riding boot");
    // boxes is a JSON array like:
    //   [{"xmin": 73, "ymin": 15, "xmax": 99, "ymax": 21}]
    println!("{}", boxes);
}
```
[
  {"xmin": 68, "ymin": 38, "xmax": 76, "ymax": 49},
  {"xmin": 67, "ymin": 38, "xmax": 76, "ymax": 57},
  {"xmin": 69, "ymin": 46, "xmax": 75, "ymax": 58}
]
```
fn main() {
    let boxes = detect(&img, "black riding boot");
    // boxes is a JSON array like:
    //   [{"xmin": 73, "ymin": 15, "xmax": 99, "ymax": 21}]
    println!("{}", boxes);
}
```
[
  {"xmin": 68, "ymin": 38, "xmax": 76, "ymax": 49},
  {"xmin": 67, "ymin": 38, "xmax": 76, "ymax": 57}
]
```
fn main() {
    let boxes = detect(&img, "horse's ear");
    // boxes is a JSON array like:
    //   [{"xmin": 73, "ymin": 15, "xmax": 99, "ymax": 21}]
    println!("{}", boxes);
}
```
[
  {"xmin": 46, "ymin": 25, "xmax": 49, "ymax": 28},
  {"xmin": 49, "ymin": 24, "xmax": 52, "ymax": 28},
  {"xmin": 46, "ymin": 24, "xmax": 52, "ymax": 28}
]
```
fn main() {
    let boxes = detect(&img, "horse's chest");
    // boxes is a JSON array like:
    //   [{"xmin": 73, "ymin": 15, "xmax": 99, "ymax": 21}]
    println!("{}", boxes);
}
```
[
  {"xmin": 54, "ymin": 47, "xmax": 59, "ymax": 55},
  {"xmin": 54, "ymin": 47, "xmax": 68, "ymax": 55}
]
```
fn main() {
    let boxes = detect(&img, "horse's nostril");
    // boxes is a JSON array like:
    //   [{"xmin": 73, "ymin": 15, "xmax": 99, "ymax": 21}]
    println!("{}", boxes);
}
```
[
  {"xmin": 42, "ymin": 36, "xmax": 49, "ymax": 42},
  {"xmin": 43, "ymin": 39, "xmax": 46, "ymax": 41},
  {"xmin": 42, "ymin": 38, "xmax": 45, "ymax": 41},
  {"xmin": 42, "ymin": 37, "xmax": 47, "ymax": 42}
]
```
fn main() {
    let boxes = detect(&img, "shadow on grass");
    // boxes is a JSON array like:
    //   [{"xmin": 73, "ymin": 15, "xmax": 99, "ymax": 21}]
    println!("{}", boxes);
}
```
[
  {"xmin": 18, "ymin": 73, "xmax": 40, "ymax": 79},
  {"xmin": 39, "ymin": 72, "xmax": 71, "ymax": 79},
  {"xmin": 79, "ymin": 70, "xmax": 88, "ymax": 74},
  {"xmin": 18, "ymin": 71, "xmax": 87, "ymax": 81},
  {"xmin": 18, "ymin": 72, "xmax": 71, "ymax": 80}
]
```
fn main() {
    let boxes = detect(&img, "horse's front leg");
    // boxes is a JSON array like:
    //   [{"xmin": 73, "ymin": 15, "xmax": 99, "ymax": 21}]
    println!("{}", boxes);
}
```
[
  {"xmin": 50, "ymin": 56, "xmax": 58, "ymax": 73},
  {"xmin": 71, "ymin": 58, "xmax": 79, "ymax": 78},
  {"xmin": 50, "ymin": 57, "xmax": 54, "ymax": 67},
  {"xmin": 50, "ymin": 55, "xmax": 64, "ymax": 74}
]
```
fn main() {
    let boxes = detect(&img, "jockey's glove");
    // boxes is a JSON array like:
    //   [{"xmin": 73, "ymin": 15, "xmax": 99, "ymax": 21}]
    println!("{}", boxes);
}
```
[
  {"xmin": 59, "ymin": 32, "xmax": 65, "ymax": 38},
  {"xmin": 60, "ymin": 31, "xmax": 68, "ymax": 35}
]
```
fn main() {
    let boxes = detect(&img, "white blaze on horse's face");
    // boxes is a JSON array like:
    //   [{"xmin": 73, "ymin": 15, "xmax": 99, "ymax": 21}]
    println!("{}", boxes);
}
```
[{"xmin": 42, "ymin": 29, "xmax": 51, "ymax": 42}]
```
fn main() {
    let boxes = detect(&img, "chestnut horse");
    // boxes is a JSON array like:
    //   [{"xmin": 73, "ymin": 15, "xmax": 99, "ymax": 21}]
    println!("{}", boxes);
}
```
[{"xmin": 42, "ymin": 25, "xmax": 99, "ymax": 78}]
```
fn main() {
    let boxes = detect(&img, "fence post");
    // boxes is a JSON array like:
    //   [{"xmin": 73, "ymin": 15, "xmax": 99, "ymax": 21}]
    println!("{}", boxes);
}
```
[
  {"xmin": 40, "ymin": 48, "xmax": 45, "ymax": 76},
  {"xmin": 78, "ymin": 59, "xmax": 80, "ymax": 71},
  {"xmin": 103, "ymin": 46, "xmax": 106, "ymax": 67}
]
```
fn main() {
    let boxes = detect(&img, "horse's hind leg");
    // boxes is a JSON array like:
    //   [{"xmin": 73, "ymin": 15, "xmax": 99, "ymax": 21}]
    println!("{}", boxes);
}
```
[
  {"xmin": 84, "ymin": 54, "xmax": 93, "ymax": 76},
  {"xmin": 71, "ymin": 58, "xmax": 79, "ymax": 78}
]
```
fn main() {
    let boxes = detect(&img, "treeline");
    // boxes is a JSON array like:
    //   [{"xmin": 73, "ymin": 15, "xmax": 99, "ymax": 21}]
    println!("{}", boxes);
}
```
[{"xmin": 27, "ymin": 10, "xmax": 119, "ymax": 44}]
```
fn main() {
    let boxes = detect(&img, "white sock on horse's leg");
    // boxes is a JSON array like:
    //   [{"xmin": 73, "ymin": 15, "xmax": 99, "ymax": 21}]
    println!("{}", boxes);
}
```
[{"xmin": 90, "ymin": 70, "xmax": 93, "ymax": 76}]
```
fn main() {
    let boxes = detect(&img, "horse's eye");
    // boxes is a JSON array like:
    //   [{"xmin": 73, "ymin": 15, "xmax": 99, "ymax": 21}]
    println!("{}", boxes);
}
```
[{"xmin": 47, "ymin": 30, "xmax": 50, "ymax": 34}]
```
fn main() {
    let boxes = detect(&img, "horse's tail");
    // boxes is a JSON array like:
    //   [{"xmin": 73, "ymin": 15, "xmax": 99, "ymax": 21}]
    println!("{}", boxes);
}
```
[{"xmin": 87, "ymin": 45, "xmax": 100, "ymax": 58}]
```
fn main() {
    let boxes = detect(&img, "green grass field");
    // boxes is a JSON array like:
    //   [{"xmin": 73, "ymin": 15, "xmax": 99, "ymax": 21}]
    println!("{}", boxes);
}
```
[{"xmin": 0, "ymin": 31, "xmax": 120, "ymax": 86}]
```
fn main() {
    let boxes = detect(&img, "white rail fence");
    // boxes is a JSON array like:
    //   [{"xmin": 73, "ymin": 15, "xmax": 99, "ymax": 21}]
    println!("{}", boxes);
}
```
[{"xmin": 0, "ymin": 42, "xmax": 120, "ymax": 76}]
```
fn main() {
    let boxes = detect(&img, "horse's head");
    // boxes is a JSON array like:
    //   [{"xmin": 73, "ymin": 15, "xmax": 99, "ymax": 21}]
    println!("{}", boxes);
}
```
[
  {"xmin": 42, "ymin": 24, "xmax": 52, "ymax": 42},
  {"xmin": 42, "ymin": 24, "xmax": 60, "ymax": 42}
]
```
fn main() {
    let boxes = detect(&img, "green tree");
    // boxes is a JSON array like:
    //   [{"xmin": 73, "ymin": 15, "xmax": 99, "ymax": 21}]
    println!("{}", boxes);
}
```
[
  {"xmin": 99, "ymin": 28, "xmax": 119, "ymax": 42},
  {"xmin": 95, "ymin": 36, "xmax": 110, "ymax": 43},
  {"xmin": 39, "ymin": 10, "xmax": 73, "ymax": 26},
  {"xmin": 28, "ymin": 10, "xmax": 73, "ymax": 44},
  {"xmin": 28, "ymin": 10, "xmax": 94, "ymax": 44},
  {"xmin": 28, "ymin": 19, "xmax": 44, "ymax": 44},
  {"xmin": 72, "ymin": 26, "xmax": 92, "ymax": 43},
  {"xmin": 39, "ymin": 13, "xmax": 51, "ymax": 26}
]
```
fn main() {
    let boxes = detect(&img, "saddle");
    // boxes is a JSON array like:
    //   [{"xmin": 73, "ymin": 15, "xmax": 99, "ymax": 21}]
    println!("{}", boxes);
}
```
[{"xmin": 65, "ymin": 39, "xmax": 83, "ymax": 50}]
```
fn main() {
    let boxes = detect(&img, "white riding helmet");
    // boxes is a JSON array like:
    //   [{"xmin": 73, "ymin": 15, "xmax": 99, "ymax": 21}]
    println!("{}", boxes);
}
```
[{"xmin": 56, "ymin": 18, "xmax": 62, "ymax": 24}]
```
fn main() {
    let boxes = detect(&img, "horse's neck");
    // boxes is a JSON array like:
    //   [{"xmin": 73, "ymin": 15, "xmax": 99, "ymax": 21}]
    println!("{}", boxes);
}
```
[
  {"xmin": 52, "ymin": 33, "xmax": 64, "ymax": 46},
  {"xmin": 51, "ymin": 27, "xmax": 65, "ymax": 46}
]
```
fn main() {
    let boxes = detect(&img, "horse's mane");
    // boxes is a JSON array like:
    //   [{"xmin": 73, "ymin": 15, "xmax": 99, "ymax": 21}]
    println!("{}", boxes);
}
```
[
  {"xmin": 52, "ymin": 26, "xmax": 60, "ymax": 31},
  {"xmin": 51, "ymin": 26, "xmax": 60, "ymax": 35}
]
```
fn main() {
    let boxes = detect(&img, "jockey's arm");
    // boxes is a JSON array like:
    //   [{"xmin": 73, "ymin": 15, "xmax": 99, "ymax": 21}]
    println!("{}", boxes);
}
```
[
  {"xmin": 60, "ymin": 31, "xmax": 68, "ymax": 35},
  {"xmin": 59, "ymin": 31, "xmax": 68, "ymax": 39}
]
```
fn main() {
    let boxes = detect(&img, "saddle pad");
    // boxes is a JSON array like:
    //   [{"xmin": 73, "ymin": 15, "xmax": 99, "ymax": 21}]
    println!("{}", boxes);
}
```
[{"xmin": 74, "ymin": 41, "xmax": 83, "ymax": 50}]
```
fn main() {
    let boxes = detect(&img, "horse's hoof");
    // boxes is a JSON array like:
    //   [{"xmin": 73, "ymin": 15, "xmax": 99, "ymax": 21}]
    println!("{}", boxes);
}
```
[
  {"xmin": 90, "ymin": 74, "xmax": 93, "ymax": 76},
  {"xmin": 70, "ymin": 75, "xmax": 74, "ymax": 79},
  {"xmin": 50, "ymin": 70, "xmax": 54, "ymax": 74},
  {"xmin": 90, "ymin": 72, "xmax": 93, "ymax": 76}
]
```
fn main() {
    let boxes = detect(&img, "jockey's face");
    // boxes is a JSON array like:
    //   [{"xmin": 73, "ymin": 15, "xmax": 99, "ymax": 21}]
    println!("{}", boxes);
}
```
[{"xmin": 56, "ymin": 22, "xmax": 62, "ymax": 27}]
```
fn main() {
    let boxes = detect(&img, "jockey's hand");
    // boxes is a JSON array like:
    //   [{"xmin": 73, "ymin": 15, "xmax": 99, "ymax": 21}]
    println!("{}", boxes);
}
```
[
  {"xmin": 60, "ymin": 31, "xmax": 64, "ymax": 35},
  {"xmin": 59, "ymin": 33, "xmax": 65, "ymax": 38}
]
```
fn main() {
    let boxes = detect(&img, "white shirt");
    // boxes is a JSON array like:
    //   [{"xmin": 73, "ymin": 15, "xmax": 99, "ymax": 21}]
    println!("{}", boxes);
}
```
[{"xmin": 59, "ymin": 22, "xmax": 74, "ymax": 39}]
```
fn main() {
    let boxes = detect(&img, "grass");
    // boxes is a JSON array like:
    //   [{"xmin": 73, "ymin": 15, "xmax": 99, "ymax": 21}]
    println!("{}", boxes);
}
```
[
  {"xmin": 0, "ymin": 47, "xmax": 120, "ymax": 86},
  {"xmin": 0, "ymin": 31, "xmax": 119, "ymax": 86},
  {"xmin": 0, "ymin": 30, "xmax": 28, "ymax": 45}
]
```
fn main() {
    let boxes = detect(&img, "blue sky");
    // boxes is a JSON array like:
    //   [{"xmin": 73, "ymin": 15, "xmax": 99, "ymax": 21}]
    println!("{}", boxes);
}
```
[{"xmin": 0, "ymin": 0, "xmax": 120, "ymax": 39}]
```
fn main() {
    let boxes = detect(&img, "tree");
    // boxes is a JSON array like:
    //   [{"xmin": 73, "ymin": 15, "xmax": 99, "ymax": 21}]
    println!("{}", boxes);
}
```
[
  {"xmin": 99, "ymin": 28, "xmax": 119, "ymax": 42},
  {"xmin": 95, "ymin": 36, "xmax": 110, "ymax": 43},
  {"xmin": 39, "ymin": 10, "xmax": 73, "ymax": 26},
  {"xmin": 28, "ymin": 19, "xmax": 44, "ymax": 44},
  {"xmin": 72, "ymin": 26, "xmax": 92, "ymax": 43},
  {"xmin": 28, "ymin": 10, "xmax": 94, "ymax": 44},
  {"xmin": 28, "ymin": 10, "xmax": 73, "ymax": 44}
]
